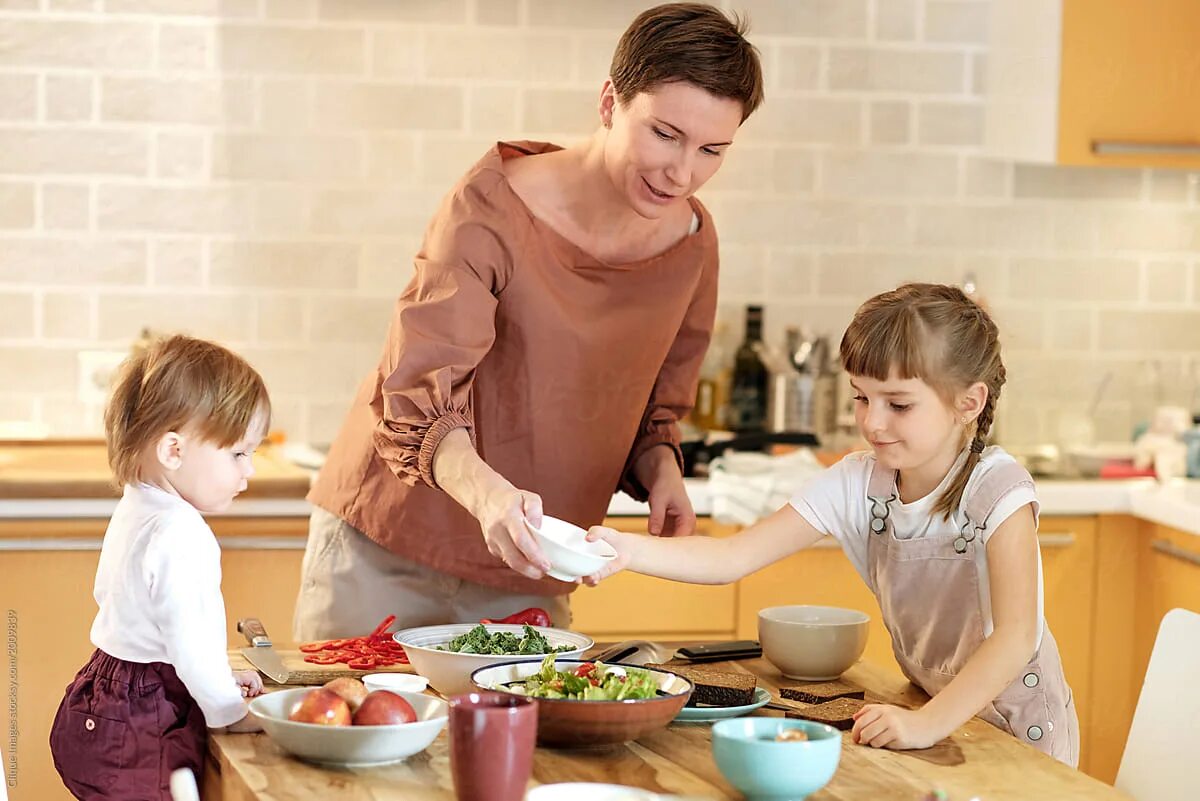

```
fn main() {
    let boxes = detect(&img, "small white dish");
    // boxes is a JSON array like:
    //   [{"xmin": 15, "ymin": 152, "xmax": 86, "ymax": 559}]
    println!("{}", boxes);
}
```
[
  {"xmin": 362, "ymin": 673, "xmax": 429, "ymax": 695},
  {"xmin": 525, "ymin": 515, "xmax": 617, "ymax": 581},
  {"xmin": 525, "ymin": 782, "xmax": 662, "ymax": 800}
]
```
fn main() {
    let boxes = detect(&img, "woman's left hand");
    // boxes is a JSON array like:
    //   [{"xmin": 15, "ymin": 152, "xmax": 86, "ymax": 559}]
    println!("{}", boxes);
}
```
[
  {"xmin": 234, "ymin": 669, "xmax": 264, "ymax": 698},
  {"xmin": 634, "ymin": 445, "xmax": 695, "ymax": 537},
  {"xmin": 850, "ymin": 703, "xmax": 943, "ymax": 750}
]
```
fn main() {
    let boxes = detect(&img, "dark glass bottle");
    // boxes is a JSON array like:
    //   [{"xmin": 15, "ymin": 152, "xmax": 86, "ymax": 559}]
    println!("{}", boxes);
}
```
[{"xmin": 730, "ymin": 305, "xmax": 768, "ymax": 433}]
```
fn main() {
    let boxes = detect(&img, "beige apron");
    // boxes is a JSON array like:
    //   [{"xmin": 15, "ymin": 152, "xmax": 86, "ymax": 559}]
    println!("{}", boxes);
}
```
[{"xmin": 865, "ymin": 460, "xmax": 1080, "ymax": 766}]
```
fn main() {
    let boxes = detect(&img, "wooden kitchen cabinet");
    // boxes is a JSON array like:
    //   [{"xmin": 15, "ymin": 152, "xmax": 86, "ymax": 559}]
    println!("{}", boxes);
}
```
[
  {"xmin": 986, "ymin": 0, "xmax": 1200, "ymax": 168},
  {"xmin": 568, "ymin": 517, "xmax": 741, "ymax": 642},
  {"xmin": 0, "ymin": 517, "xmax": 308, "ymax": 801}
]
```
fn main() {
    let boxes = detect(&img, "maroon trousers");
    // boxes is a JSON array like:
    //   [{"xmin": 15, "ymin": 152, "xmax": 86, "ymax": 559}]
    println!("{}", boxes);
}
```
[{"xmin": 49, "ymin": 649, "xmax": 208, "ymax": 801}]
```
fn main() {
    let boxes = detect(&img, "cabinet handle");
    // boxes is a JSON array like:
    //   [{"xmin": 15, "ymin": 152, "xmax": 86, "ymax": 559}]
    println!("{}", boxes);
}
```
[
  {"xmin": 1091, "ymin": 140, "xmax": 1200, "ymax": 156},
  {"xmin": 1038, "ymin": 532, "xmax": 1077, "ymax": 549},
  {"xmin": 1151, "ymin": 538, "xmax": 1200, "ymax": 567},
  {"xmin": 0, "ymin": 537, "xmax": 102, "ymax": 551},
  {"xmin": 219, "ymin": 536, "xmax": 308, "ymax": 550}
]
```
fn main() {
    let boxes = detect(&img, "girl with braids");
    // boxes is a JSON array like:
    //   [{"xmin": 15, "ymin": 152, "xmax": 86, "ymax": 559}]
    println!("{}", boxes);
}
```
[
  {"xmin": 50, "ymin": 335, "xmax": 268, "ymax": 800},
  {"xmin": 583, "ymin": 283, "xmax": 1079, "ymax": 765}
]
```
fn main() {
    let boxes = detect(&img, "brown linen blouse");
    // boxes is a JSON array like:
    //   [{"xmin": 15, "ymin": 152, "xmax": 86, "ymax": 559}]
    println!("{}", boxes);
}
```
[{"xmin": 307, "ymin": 141, "xmax": 719, "ymax": 595}]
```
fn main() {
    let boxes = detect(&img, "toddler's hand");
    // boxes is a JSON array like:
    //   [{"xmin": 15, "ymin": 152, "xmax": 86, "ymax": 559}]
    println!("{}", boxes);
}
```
[
  {"xmin": 850, "ymin": 703, "xmax": 942, "ymax": 750},
  {"xmin": 234, "ymin": 669, "xmax": 264, "ymax": 698},
  {"xmin": 579, "ymin": 526, "xmax": 630, "ymax": 586}
]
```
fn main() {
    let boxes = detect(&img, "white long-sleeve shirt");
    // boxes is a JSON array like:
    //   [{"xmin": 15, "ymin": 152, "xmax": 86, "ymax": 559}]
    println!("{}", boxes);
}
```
[{"xmin": 90, "ymin": 483, "xmax": 246, "ymax": 728}]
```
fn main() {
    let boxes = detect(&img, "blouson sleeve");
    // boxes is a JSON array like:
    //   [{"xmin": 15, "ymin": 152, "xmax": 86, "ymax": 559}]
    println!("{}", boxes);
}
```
[
  {"xmin": 371, "ymin": 182, "xmax": 514, "ymax": 488},
  {"xmin": 617, "ymin": 243, "xmax": 718, "ymax": 500}
]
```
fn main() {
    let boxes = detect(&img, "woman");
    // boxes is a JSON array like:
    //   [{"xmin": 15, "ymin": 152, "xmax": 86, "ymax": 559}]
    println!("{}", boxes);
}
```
[{"xmin": 294, "ymin": 2, "xmax": 764, "ymax": 640}]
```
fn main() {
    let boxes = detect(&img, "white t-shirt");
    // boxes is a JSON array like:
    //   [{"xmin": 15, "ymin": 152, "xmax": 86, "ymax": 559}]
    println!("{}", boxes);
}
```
[
  {"xmin": 789, "ymin": 447, "xmax": 1044, "ymax": 646},
  {"xmin": 90, "ymin": 483, "xmax": 246, "ymax": 728}
]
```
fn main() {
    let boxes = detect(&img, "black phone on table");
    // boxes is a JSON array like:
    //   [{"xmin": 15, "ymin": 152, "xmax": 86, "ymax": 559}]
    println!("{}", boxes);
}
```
[{"xmin": 675, "ymin": 640, "xmax": 762, "ymax": 662}]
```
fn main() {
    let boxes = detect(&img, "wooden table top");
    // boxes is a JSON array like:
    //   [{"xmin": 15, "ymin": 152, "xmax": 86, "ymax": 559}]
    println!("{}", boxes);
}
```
[{"xmin": 206, "ymin": 648, "xmax": 1130, "ymax": 801}]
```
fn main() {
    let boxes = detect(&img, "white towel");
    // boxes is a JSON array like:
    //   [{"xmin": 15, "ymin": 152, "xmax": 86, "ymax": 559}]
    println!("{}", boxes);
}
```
[{"xmin": 707, "ymin": 448, "xmax": 824, "ymax": 526}]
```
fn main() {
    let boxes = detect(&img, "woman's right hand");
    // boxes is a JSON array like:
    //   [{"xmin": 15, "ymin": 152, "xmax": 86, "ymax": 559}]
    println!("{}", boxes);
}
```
[
  {"xmin": 475, "ymin": 484, "xmax": 552, "ymax": 580},
  {"xmin": 579, "ymin": 526, "xmax": 631, "ymax": 586}
]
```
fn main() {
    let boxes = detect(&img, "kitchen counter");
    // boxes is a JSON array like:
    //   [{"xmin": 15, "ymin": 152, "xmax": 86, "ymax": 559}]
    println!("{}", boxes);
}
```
[
  {"xmin": 2, "ymin": 441, "xmax": 1198, "ymax": 538},
  {"xmin": 206, "ymin": 649, "xmax": 1127, "ymax": 801},
  {"xmin": 609, "ymin": 477, "xmax": 1200, "ymax": 537}
]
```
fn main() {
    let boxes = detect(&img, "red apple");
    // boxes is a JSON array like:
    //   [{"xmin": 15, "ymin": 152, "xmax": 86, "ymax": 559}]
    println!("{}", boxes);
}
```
[
  {"xmin": 288, "ymin": 688, "xmax": 351, "ymax": 726},
  {"xmin": 351, "ymin": 690, "xmax": 417, "ymax": 726},
  {"xmin": 323, "ymin": 677, "xmax": 369, "ymax": 712}
]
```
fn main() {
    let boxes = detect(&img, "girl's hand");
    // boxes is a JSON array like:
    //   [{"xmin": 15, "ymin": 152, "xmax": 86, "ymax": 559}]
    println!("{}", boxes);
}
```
[
  {"xmin": 475, "ymin": 485, "xmax": 551, "ymax": 579},
  {"xmin": 850, "ymin": 703, "xmax": 944, "ymax": 750},
  {"xmin": 579, "ymin": 526, "xmax": 630, "ymax": 586},
  {"xmin": 234, "ymin": 669, "xmax": 264, "ymax": 698}
]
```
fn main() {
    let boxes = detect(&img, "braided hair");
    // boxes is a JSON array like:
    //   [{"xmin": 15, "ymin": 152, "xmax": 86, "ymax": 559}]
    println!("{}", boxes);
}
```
[{"xmin": 840, "ymin": 283, "xmax": 1005, "ymax": 520}]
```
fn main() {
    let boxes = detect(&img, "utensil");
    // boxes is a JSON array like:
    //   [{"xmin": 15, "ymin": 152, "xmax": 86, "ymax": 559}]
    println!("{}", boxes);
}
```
[
  {"xmin": 237, "ymin": 617, "xmax": 290, "ymax": 684},
  {"xmin": 590, "ymin": 640, "xmax": 673, "ymax": 665}
]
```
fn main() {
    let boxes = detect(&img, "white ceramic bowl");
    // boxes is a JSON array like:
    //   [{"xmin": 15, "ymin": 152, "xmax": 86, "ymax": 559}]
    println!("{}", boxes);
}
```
[
  {"xmin": 758, "ymin": 605, "xmax": 870, "ymax": 680},
  {"xmin": 526, "ymin": 515, "xmax": 617, "ymax": 581},
  {"xmin": 248, "ymin": 688, "xmax": 447, "ymax": 767},
  {"xmin": 393, "ymin": 623, "xmax": 593, "ymax": 696},
  {"xmin": 362, "ymin": 673, "xmax": 429, "ymax": 695}
]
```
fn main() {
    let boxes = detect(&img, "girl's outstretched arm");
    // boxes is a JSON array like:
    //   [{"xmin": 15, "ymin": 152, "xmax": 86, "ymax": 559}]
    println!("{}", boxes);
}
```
[
  {"xmin": 581, "ymin": 504, "xmax": 825, "ymax": 586},
  {"xmin": 851, "ymin": 502, "xmax": 1040, "ymax": 750}
]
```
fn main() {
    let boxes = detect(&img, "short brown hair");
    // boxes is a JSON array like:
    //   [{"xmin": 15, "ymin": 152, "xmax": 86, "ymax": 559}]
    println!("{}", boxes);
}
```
[
  {"xmin": 104, "ymin": 334, "xmax": 271, "ymax": 487},
  {"xmin": 840, "ymin": 283, "xmax": 1005, "ymax": 520},
  {"xmin": 610, "ymin": 3, "xmax": 764, "ymax": 122}
]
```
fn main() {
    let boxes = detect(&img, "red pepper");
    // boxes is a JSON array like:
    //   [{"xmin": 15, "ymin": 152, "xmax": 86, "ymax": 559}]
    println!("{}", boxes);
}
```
[
  {"xmin": 296, "ymin": 614, "xmax": 411, "ymax": 668},
  {"xmin": 572, "ymin": 662, "xmax": 595, "ymax": 678},
  {"xmin": 479, "ymin": 607, "xmax": 552, "ymax": 627}
]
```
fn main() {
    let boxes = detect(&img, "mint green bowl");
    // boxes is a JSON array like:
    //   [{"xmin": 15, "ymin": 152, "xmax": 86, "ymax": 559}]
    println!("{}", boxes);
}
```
[{"xmin": 711, "ymin": 717, "xmax": 841, "ymax": 800}]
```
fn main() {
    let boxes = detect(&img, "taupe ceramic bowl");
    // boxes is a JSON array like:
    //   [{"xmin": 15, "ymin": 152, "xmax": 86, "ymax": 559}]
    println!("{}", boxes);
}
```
[
  {"xmin": 758, "ymin": 605, "xmax": 870, "ymax": 681},
  {"xmin": 470, "ymin": 660, "xmax": 692, "ymax": 747}
]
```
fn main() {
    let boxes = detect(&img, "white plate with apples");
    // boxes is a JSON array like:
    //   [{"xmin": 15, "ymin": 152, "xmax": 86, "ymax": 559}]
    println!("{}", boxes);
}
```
[{"xmin": 248, "ymin": 678, "xmax": 448, "ymax": 767}]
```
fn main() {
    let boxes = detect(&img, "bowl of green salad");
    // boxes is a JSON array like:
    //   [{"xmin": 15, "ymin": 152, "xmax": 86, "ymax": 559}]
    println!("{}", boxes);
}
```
[
  {"xmin": 471, "ymin": 655, "xmax": 693, "ymax": 746},
  {"xmin": 393, "ymin": 623, "xmax": 592, "ymax": 696}
]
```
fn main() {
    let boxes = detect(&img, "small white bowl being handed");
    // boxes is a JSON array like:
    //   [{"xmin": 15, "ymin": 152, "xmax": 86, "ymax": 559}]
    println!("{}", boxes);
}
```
[{"xmin": 525, "ymin": 515, "xmax": 617, "ymax": 582}]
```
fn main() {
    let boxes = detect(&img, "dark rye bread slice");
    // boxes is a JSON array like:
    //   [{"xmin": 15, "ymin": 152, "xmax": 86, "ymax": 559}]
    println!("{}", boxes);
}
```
[
  {"xmin": 645, "ymin": 663, "xmax": 756, "ymax": 707},
  {"xmin": 779, "ymin": 680, "xmax": 865, "ymax": 705},
  {"xmin": 783, "ymin": 696, "xmax": 865, "ymax": 731}
]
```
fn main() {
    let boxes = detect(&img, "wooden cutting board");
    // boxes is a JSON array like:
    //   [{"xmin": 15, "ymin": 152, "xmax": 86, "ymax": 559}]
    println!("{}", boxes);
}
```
[{"xmin": 228, "ymin": 649, "xmax": 415, "ymax": 686}]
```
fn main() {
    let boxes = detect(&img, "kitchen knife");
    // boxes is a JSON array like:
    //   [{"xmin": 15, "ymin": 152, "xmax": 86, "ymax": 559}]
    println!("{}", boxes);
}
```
[{"xmin": 237, "ymin": 617, "xmax": 290, "ymax": 684}]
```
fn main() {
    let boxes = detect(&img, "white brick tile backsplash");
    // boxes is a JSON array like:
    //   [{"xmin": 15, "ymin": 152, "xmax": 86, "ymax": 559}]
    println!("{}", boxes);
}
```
[
  {"xmin": 0, "ymin": 128, "xmax": 147, "ymax": 176},
  {"xmin": 0, "ymin": 2, "xmax": 1196, "ymax": 446},
  {"xmin": 45, "ymin": 74, "xmax": 95, "ymax": 122},
  {"xmin": 0, "ymin": 73, "xmax": 36, "ymax": 120},
  {"xmin": 0, "ymin": 291, "xmax": 35, "ymax": 338},
  {"xmin": 316, "ymin": 0, "xmax": 468, "ymax": 25},
  {"xmin": 830, "ymin": 48, "xmax": 966, "ymax": 94},
  {"xmin": 0, "ymin": 239, "xmax": 146, "ymax": 283},
  {"xmin": 0, "ymin": 182, "xmax": 35, "ymax": 229},
  {"xmin": 0, "ymin": 19, "xmax": 154, "ymax": 70},
  {"xmin": 41, "ymin": 183, "xmax": 91, "ymax": 230},
  {"xmin": 924, "ymin": 1, "xmax": 989, "ymax": 45},
  {"xmin": 739, "ymin": 0, "xmax": 869, "ymax": 39},
  {"xmin": 217, "ymin": 25, "xmax": 365, "ymax": 75},
  {"xmin": 313, "ymin": 83, "xmax": 462, "ymax": 131},
  {"xmin": 873, "ymin": 0, "xmax": 918, "ymax": 41},
  {"xmin": 209, "ymin": 241, "xmax": 360, "ymax": 290},
  {"xmin": 156, "ymin": 23, "xmax": 213, "ymax": 71},
  {"xmin": 41, "ymin": 291, "xmax": 92, "ymax": 339},
  {"xmin": 425, "ymin": 30, "xmax": 570, "ymax": 82}
]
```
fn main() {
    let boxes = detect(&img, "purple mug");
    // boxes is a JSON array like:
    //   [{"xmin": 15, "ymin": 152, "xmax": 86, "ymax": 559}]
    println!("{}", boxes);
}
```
[{"xmin": 449, "ymin": 691, "xmax": 538, "ymax": 801}]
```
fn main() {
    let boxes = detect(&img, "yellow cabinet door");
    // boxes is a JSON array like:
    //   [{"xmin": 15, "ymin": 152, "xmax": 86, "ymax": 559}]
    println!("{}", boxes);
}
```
[
  {"xmin": 568, "ymin": 518, "xmax": 739, "ymax": 642},
  {"xmin": 1037, "ymin": 516, "xmax": 1098, "ymax": 774},
  {"xmin": 1135, "ymin": 525, "xmax": 1200, "ymax": 681},
  {"xmin": 210, "ymin": 517, "xmax": 308, "ymax": 647},
  {"xmin": 1059, "ymin": 0, "xmax": 1200, "ymax": 166}
]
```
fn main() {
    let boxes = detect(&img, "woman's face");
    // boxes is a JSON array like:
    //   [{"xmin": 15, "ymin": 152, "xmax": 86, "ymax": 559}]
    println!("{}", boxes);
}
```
[{"xmin": 601, "ymin": 80, "xmax": 743, "ymax": 220}]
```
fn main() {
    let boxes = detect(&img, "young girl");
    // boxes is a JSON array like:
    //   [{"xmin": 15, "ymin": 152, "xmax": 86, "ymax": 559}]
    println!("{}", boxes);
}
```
[
  {"xmin": 50, "ymin": 335, "xmax": 271, "ymax": 800},
  {"xmin": 585, "ymin": 283, "xmax": 1079, "ymax": 766}
]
